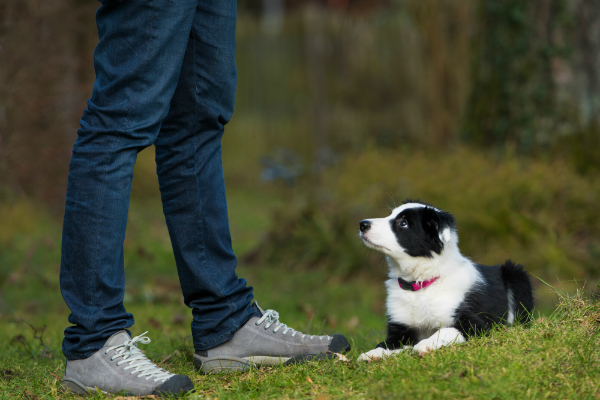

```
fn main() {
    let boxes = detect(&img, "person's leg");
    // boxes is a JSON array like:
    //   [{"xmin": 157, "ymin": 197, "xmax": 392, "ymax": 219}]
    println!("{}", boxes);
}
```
[
  {"xmin": 60, "ymin": 0, "xmax": 196, "ymax": 361},
  {"xmin": 154, "ymin": 0, "xmax": 258, "ymax": 353},
  {"xmin": 155, "ymin": 2, "xmax": 351, "ymax": 374}
]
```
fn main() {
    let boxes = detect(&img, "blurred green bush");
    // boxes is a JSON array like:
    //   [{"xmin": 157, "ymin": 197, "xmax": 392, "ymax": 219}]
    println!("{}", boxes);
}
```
[{"xmin": 246, "ymin": 146, "xmax": 600, "ymax": 282}]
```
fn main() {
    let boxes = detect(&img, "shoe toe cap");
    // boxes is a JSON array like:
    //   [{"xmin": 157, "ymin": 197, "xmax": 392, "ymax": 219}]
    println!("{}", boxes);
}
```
[
  {"xmin": 154, "ymin": 374, "xmax": 194, "ymax": 397},
  {"xmin": 328, "ymin": 334, "xmax": 351, "ymax": 353}
]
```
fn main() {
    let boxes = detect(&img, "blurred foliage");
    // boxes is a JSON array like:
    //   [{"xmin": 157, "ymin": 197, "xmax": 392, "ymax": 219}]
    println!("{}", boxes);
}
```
[
  {"xmin": 235, "ymin": 0, "xmax": 474, "ymax": 153},
  {"xmin": 0, "ymin": 0, "xmax": 98, "ymax": 206},
  {"xmin": 462, "ymin": 0, "xmax": 572, "ymax": 150},
  {"xmin": 247, "ymin": 146, "xmax": 600, "ymax": 282},
  {"xmin": 0, "ymin": 0, "xmax": 476, "ymax": 204},
  {"xmin": 2, "ymin": 0, "xmax": 600, "ymax": 204},
  {"xmin": 462, "ymin": 0, "xmax": 600, "ymax": 172},
  {"xmin": 552, "ymin": 119, "xmax": 600, "ymax": 175}
]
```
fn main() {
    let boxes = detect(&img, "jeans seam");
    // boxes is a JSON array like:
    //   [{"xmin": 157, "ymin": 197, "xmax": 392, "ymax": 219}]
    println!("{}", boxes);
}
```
[
  {"xmin": 86, "ymin": 133, "xmax": 122, "ymax": 340},
  {"xmin": 190, "ymin": 21, "xmax": 210, "ymax": 288},
  {"xmin": 190, "ymin": 5, "xmax": 242, "ymax": 343},
  {"xmin": 193, "ymin": 16, "xmax": 234, "ymax": 305}
]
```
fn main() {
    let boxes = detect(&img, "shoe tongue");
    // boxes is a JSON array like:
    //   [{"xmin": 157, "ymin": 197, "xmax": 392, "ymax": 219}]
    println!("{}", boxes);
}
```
[
  {"xmin": 104, "ymin": 330, "xmax": 132, "ymax": 347},
  {"xmin": 252, "ymin": 301, "xmax": 265, "ymax": 317}
]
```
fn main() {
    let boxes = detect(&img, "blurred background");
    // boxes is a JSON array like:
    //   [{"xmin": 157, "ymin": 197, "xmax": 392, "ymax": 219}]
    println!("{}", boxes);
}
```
[{"xmin": 1, "ymin": 0, "xmax": 600, "ymax": 341}]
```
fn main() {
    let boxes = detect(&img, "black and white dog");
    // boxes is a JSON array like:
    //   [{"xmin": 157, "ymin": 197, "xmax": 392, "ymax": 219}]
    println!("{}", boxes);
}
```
[{"xmin": 357, "ymin": 201, "xmax": 533, "ymax": 361}]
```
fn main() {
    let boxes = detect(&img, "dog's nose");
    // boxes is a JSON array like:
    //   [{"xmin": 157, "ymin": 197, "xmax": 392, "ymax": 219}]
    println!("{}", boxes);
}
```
[{"xmin": 359, "ymin": 220, "xmax": 371, "ymax": 232}]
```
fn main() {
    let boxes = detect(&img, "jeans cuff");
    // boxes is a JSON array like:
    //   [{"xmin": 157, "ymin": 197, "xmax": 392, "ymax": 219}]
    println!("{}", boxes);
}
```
[{"xmin": 193, "ymin": 307, "xmax": 260, "ymax": 351}]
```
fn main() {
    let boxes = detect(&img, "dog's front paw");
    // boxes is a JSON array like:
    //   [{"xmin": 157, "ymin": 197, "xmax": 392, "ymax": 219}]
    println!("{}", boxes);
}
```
[
  {"xmin": 413, "ymin": 328, "xmax": 466, "ymax": 354},
  {"xmin": 358, "ymin": 348, "xmax": 388, "ymax": 363},
  {"xmin": 413, "ymin": 339, "xmax": 435, "ymax": 355},
  {"xmin": 358, "ymin": 347, "xmax": 408, "ymax": 362}
]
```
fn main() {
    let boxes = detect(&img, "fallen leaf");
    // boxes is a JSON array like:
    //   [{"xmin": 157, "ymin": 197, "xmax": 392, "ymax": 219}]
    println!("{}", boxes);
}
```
[
  {"xmin": 23, "ymin": 389, "xmax": 39, "ymax": 400},
  {"xmin": 306, "ymin": 376, "xmax": 314, "ymax": 384},
  {"xmin": 148, "ymin": 318, "xmax": 161, "ymax": 329},
  {"xmin": 172, "ymin": 313, "xmax": 185, "ymax": 325}
]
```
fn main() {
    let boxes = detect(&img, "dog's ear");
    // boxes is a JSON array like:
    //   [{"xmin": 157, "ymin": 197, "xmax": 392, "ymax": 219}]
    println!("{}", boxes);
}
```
[{"xmin": 421, "ymin": 207, "xmax": 456, "ymax": 254}]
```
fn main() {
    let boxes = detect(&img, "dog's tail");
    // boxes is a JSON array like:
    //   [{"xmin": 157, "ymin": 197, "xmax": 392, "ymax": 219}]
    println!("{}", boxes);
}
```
[{"xmin": 501, "ymin": 260, "xmax": 534, "ymax": 325}]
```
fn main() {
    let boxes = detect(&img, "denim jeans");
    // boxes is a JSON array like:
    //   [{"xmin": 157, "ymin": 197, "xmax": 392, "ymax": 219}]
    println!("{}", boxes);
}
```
[{"xmin": 60, "ymin": 0, "xmax": 259, "ymax": 360}]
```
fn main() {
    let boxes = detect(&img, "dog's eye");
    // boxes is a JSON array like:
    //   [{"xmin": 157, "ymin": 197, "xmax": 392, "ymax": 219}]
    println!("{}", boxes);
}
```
[{"xmin": 397, "ymin": 218, "xmax": 408, "ymax": 229}]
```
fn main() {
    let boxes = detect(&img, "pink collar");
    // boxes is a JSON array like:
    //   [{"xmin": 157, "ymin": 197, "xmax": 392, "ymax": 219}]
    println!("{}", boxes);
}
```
[{"xmin": 398, "ymin": 276, "xmax": 439, "ymax": 291}]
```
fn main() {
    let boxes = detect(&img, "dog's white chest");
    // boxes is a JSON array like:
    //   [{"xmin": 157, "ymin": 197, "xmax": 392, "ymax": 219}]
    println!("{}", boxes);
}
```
[{"xmin": 385, "ymin": 278, "xmax": 468, "ymax": 332}]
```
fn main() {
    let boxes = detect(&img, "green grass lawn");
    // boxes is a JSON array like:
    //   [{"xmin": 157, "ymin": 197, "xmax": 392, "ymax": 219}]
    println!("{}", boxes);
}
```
[{"xmin": 2, "ymin": 286, "xmax": 599, "ymax": 399}]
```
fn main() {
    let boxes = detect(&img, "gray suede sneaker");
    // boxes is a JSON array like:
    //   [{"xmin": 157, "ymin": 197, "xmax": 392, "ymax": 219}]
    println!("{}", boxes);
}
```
[
  {"xmin": 193, "ymin": 302, "xmax": 351, "ymax": 374},
  {"xmin": 62, "ymin": 331, "xmax": 194, "ymax": 397}
]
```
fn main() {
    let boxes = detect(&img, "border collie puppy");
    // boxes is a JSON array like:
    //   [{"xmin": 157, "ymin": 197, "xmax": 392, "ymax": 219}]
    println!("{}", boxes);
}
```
[{"xmin": 357, "ymin": 201, "xmax": 533, "ymax": 361}]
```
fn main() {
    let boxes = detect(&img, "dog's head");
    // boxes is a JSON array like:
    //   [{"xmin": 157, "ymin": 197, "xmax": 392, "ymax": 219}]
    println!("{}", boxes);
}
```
[{"xmin": 359, "ymin": 201, "xmax": 457, "ymax": 265}]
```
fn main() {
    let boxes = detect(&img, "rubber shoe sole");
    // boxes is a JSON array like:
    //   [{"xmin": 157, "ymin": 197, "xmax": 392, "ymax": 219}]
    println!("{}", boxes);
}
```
[
  {"xmin": 194, "ymin": 352, "xmax": 350, "ymax": 374},
  {"xmin": 193, "ymin": 354, "xmax": 299, "ymax": 374},
  {"xmin": 62, "ymin": 377, "xmax": 120, "ymax": 397},
  {"xmin": 193, "ymin": 355, "xmax": 256, "ymax": 374},
  {"xmin": 62, "ymin": 375, "xmax": 194, "ymax": 397},
  {"xmin": 283, "ymin": 351, "xmax": 347, "ymax": 365}
]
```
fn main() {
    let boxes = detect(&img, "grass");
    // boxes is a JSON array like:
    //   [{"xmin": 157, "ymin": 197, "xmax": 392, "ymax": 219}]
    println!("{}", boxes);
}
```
[{"xmin": 2, "ymin": 285, "xmax": 599, "ymax": 399}]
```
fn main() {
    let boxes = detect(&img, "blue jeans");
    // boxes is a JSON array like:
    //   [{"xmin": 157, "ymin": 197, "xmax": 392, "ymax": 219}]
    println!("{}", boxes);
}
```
[{"xmin": 60, "ymin": 0, "xmax": 259, "ymax": 360}]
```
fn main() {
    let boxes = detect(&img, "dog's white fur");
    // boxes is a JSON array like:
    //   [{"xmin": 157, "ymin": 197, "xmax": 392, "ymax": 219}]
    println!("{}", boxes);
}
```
[
  {"xmin": 358, "ymin": 328, "xmax": 465, "ymax": 361},
  {"xmin": 507, "ymin": 288, "xmax": 515, "ymax": 324},
  {"xmin": 358, "ymin": 203, "xmax": 483, "ymax": 361}
]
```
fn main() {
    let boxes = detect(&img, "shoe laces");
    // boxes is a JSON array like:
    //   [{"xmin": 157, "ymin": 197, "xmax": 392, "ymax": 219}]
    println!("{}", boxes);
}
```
[
  {"xmin": 104, "ymin": 332, "xmax": 173, "ymax": 383},
  {"xmin": 255, "ymin": 309, "xmax": 330, "ymax": 340}
]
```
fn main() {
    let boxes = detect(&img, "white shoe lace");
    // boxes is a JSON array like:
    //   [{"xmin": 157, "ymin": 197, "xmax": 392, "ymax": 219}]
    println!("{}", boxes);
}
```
[
  {"xmin": 104, "ymin": 332, "xmax": 174, "ymax": 383},
  {"xmin": 255, "ymin": 309, "xmax": 330, "ymax": 340}
]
